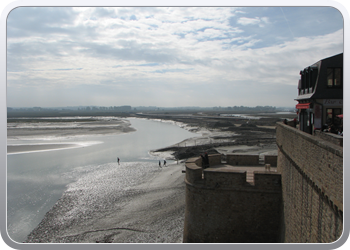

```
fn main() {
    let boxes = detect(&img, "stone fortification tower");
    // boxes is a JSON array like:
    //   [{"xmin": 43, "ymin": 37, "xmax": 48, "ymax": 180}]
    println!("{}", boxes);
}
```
[{"xmin": 183, "ymin": 154, "xmax": 282, "ymax": 243}]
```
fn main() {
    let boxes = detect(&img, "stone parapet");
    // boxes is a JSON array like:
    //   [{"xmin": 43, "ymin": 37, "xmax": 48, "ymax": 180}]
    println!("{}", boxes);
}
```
[
  {"xmin": 276, "ymin": 122, "xmax": 343, "ymax": 210},
  {"xmin": 186, "ymin": 159, "xmax": 203, "ymax": 183},
  {"xmin": 226, "ymin": 154, "xmax": 259, "ymax": 165},
  {"xmin": 207, "ymin": 154, "xmax": 221, "ymax": 166},
  {"xmin": 314, "ymin": 130, "xmax": 343, "ymax": 147},
  {"xmin": 276, "ymin": 122, "xmax": 343, "ymax": 243},
  {"xmin": 203, "ymin": 170, "xmax": 247, "ymax": 189},
  {"xmin": 265, "ymin": 155, "xmax": 277, "ymax": 166},
  {"xmin": 254, "ymin": 171, "xmax": 281, "ymax": 190}
]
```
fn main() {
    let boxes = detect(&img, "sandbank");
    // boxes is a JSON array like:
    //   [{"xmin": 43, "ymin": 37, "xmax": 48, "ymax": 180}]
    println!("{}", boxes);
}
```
[
  {"xmin": 7, "ymin": 143, "xmax": 82, "ymax": 154},
  {"xmin": 7, "ymin": 117, "xmax": 135, "ymax": 140}
]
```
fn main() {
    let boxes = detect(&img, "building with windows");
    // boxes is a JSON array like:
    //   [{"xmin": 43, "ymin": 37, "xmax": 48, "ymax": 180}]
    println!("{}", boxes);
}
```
[{"xmin": 296, "ymin": 53, "xmax": 343, "ymax": 134}]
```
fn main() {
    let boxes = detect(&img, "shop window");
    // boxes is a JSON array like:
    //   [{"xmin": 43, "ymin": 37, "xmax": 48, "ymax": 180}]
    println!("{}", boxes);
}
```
[
  {"xmin": 326, "ymin": 108, "xmax": 342, "ymax": 126},
  {"xmin": 327, "ymin": 68, "xmax": 342, "ymax": 88}
]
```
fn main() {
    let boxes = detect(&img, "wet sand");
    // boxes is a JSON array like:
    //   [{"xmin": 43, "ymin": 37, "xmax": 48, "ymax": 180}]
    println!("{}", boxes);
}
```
[{"xmin": 25, "ymin": 162, "xmax": 186, "ymax": 243}]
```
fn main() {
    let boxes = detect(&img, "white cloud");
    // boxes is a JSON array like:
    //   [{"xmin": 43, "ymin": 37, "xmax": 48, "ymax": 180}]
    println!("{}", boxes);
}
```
[
  {"xmin": 237, "ymin": 17, "xmax": 261, "ymax": 25},
  {"xmin": 237, "ymin": 16, "xmax": 269, "ymax": 27},
  {"xmin": 6, "ymin": 7, "xmax": 344, "ymax": 108}
]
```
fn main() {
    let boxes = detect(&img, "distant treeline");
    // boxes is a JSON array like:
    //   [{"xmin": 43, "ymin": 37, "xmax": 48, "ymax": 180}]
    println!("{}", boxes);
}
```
[
  {"xmin": 212, "ymin": 105, "xmax": 278, "ymax": 112},
  {"xmin": 7, "ymin": 105, "xmax": 294, "ymax": 118},
  {"xmin": 7, "ymin": 106, "xmax": 133, "ymax": 118},
  {"xmin": 7, "ymin": 105, "xmax": 132, "ymax": 112}
]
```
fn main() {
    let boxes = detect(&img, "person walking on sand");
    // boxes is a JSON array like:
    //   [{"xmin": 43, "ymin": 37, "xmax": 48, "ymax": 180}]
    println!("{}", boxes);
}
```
[
  {"xmin": 117, "ymin": 157, "xmax": 120, "ymax": 165},
  {"xmin": 164, "ymin": 160, "xmax": 166, "ymax": 166},
  {"xmin": 159, "ymin": 161, "xmax": 162, "ymax": 168}
]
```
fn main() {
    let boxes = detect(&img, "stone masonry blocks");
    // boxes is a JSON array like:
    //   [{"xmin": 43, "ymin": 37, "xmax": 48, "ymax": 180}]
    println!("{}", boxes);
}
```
[
  {"xmin": 184, "ymin": 154, "xmax": 282, "ymax": 243},
  {"xmin": 276, "ymin": 122, "xmax": 343, "ymax": 243},
  {"xmin": 226, "ymin": 154, "xmax": 259, "ymax": 166}
]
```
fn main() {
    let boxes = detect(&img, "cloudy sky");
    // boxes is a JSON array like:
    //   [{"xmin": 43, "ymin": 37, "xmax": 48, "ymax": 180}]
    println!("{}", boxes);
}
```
[{"xmin": 6, "ymin": 6, "xmax": 343, "ymax": 108}]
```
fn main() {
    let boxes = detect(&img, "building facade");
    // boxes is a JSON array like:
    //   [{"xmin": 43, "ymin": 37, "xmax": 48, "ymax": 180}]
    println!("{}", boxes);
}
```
[{"xmin": 296, "ymin": 53, "xmax": 343, "ymax": 134}]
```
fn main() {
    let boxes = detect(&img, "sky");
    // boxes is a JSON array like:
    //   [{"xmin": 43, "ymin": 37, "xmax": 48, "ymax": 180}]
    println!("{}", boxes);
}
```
[{"xmin": 6, "ymin": 6, "xmax": 344, "ymax": 108}]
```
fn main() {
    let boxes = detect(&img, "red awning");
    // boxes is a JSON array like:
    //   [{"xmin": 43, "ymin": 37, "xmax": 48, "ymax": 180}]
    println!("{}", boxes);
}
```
[{"xmin": 296, "ymin": 103, "xmax": 310, "ymax": 109}]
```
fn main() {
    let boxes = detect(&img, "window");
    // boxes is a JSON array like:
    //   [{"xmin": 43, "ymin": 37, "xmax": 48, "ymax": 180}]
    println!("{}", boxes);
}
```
[
  {"xmin": 299, "ymin": 67, "xmax": 318, "ymax": 95},
  {"xmin": 326, "ymin": 108, "xmax": 342, "ymax": 126},
  {"xmin": 327, "ymin": 68, "xmax": 342, "ymax": 88},
  {"xmin": 311, "ymin": 68, "xmax": 318, "ymax": 91}
]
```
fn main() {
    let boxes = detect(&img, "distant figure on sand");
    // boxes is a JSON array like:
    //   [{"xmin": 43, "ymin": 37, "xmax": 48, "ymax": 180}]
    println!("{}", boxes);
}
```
[
  {"xmin": 159, "ymin": 161, "xmax": 162, "ymax": 168},
  {"xmin": 117, "ymin": 157, "xmax": 120, "ymax": 165},
  {"xmin": 164, "ymin": 160, "xmax": 166, "ymax": 166}
]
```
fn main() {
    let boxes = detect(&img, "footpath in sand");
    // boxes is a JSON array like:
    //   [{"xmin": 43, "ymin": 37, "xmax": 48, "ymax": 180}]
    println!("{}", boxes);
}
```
[{"xmin": 25, "ymin": 162, "xmax": 186, "ymax": 243}]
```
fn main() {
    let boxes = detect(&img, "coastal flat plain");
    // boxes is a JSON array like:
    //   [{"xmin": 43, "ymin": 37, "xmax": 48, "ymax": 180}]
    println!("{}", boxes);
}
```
[{"xmin": 7, "ymin": 111, "xmax": 295, "ymax": 243}]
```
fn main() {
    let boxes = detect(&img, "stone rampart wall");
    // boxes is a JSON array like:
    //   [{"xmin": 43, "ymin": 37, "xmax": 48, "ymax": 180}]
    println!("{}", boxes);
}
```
[
  {"xmin": 276, "ymin": 122, "xmax": 343, "ymax": 243},
  {"xmin": 226, "ymin": 154, "xmax": 259, "ymax": 165},
  {"xmin": 314, "ymin": 130, "xmax": 343, "ymax": 147},
  {"xmin": 265, "ymin": 155, "xmax": 277, "ymax": 166},
  {"xmin": 185, "ymin": 157, "xmax": 202, "ymax": 184},
  {"xmin": 183, "ymin": 155, "xmax": 282, "ymax": 243},
  {"xmin": 204, "ymin": 170, "xmax": 247, "ymax": 188},
  {"xmin": 254, "ymin": 171, "xmax": 281, "ymax": 190},
  {"xmin": 208, "ymin": 154, "xmax": 222, "ymax": 166}
]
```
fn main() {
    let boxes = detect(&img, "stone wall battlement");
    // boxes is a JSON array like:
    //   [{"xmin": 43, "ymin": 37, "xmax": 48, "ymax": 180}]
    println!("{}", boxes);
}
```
[
  {"xmin": 185, "ymin": 154, "xmax": 280, "ymax": 191},
  {"xmin": 183, "ymin": 154, "xmax": 282, "ymax": 243}
]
